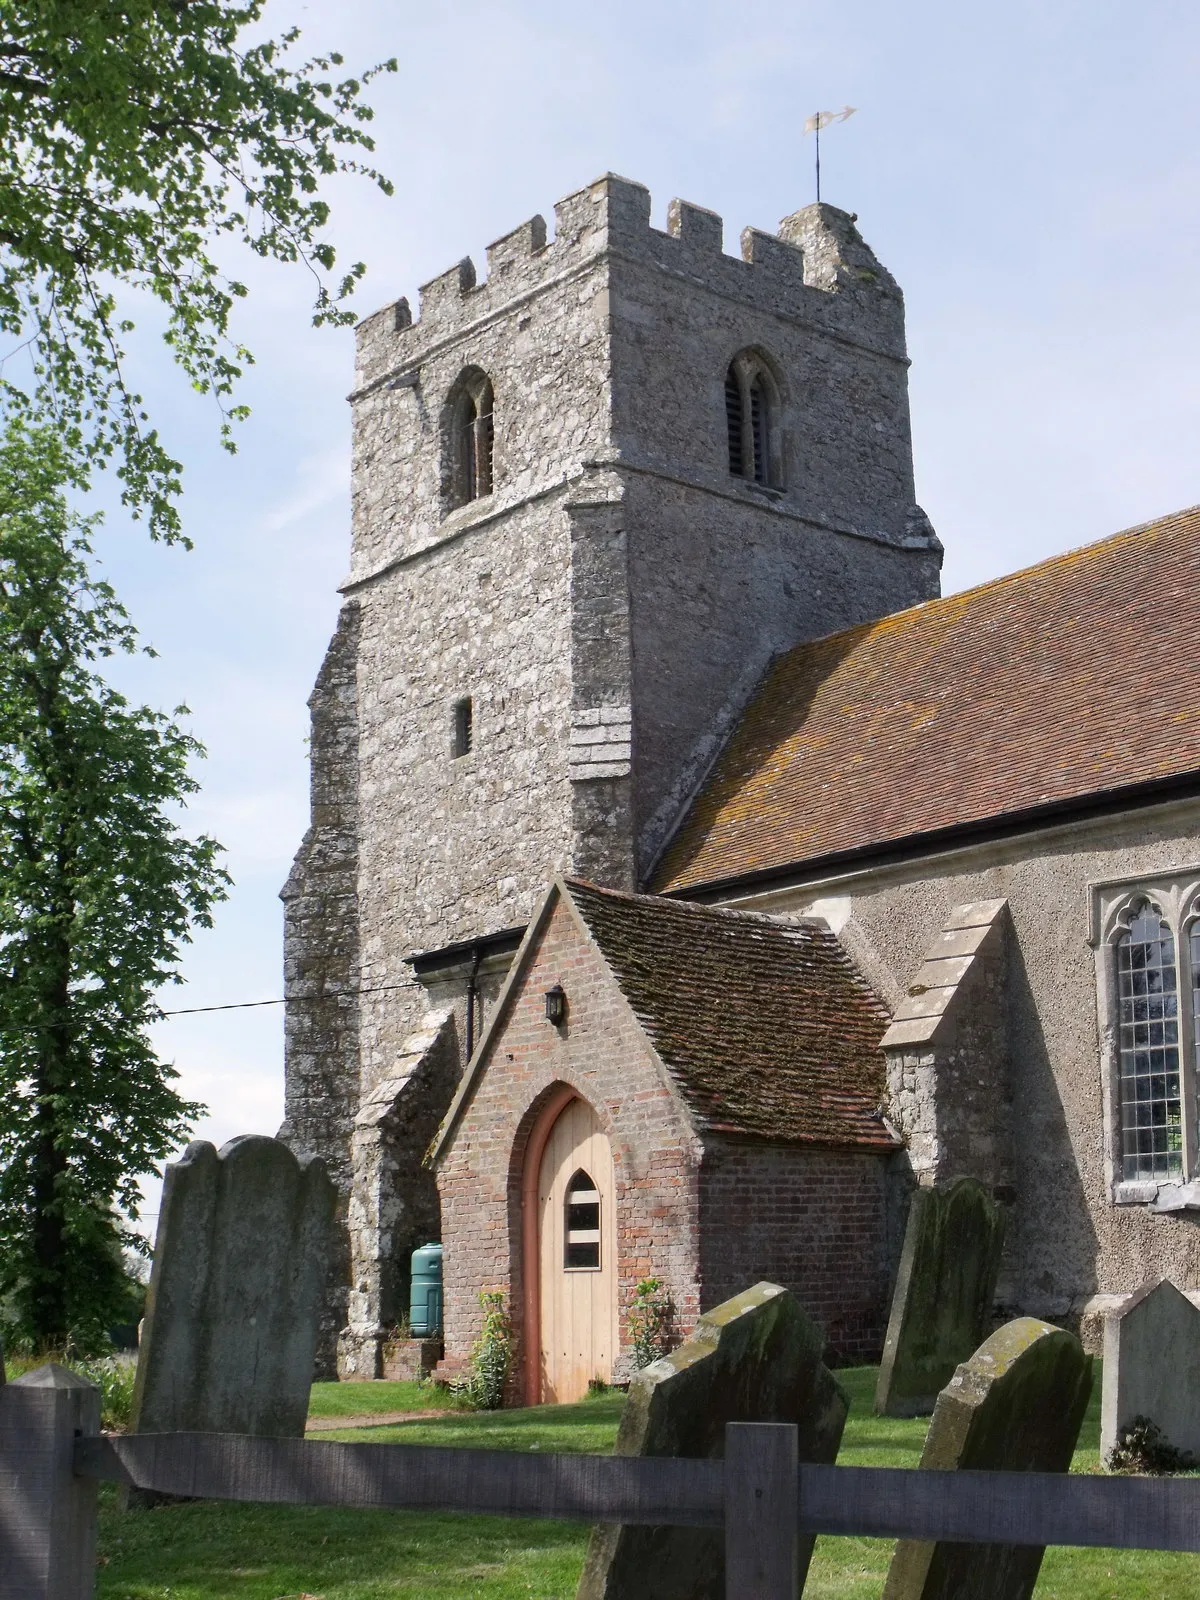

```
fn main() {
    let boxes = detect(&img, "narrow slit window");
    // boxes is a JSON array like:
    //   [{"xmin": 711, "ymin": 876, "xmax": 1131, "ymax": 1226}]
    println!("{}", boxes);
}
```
[
  {"xmin": 1116, "ymin": 905, "xmax": 1183, "ymax": 1181},
  {"xmin": 564, "ymin": 1168, "xmax": 601, "ymax": 1270},
  {"xmin": 453, "ymin": 697, "xmax": 473, "ymax": 758}
]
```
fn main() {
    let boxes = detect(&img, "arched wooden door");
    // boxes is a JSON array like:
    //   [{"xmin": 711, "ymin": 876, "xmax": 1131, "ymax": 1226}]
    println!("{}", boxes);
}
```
[{"xmin": 536, "ymin": 1096, "xmax": 618, "ymax": 1403}]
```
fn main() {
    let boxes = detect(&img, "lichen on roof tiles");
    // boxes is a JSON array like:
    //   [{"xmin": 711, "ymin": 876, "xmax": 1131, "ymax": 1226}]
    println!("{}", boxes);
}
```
[
  {"xmin": 566, "ymin": 878, "xmax": 894, "ymax": 1150},
  {"xmin": 653, "ymin": 505, "xmax": 1200, "ymax": 893}
]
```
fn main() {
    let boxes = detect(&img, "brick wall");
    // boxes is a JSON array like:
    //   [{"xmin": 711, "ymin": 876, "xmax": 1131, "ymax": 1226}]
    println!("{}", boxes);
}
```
[
  {"xmin": 436, "ymin": 891, "xmax": 702, "ymax": 1381},
  {"xmin": 699, "ymin": 1140, "xmax": 892, "ymax": 1364}
]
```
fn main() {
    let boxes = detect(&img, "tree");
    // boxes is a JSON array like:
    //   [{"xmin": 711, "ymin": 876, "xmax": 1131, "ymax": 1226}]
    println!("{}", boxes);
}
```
[
  {"xmin": 0, "ymin": 1, "xmax": 394, "ymax": 542},
  {"xmin": 0, "ymin": 421, "xmax": 227, "ymax": 1350}
]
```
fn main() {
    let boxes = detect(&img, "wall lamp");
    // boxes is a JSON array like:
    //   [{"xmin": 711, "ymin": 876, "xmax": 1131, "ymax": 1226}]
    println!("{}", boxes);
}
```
[{"xmin": 544, "ymin": 985, "xmax": 567, "ymax": 1025}]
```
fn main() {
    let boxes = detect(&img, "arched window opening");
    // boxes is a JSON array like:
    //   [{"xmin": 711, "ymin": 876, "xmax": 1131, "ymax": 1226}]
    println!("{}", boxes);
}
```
[
  {"xmin": 446, "ymin": 371, "xmax": 494, "ymax": 508},
  {"xmin": 1116, "ymin": 903, "xmax": 1183, "ymax": 1181},
  {"xmin": 564, "ymin": 1168, "xmax": 601, "ymax": 1270},
  {"xmin": 725, "ymin": 353, "xmax": 780, "ymax": 487}
]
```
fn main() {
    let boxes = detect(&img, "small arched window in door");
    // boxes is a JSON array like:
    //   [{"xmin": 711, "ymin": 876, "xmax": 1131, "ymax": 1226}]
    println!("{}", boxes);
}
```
[{"xmin": 564, "ymin": 1169, "xmax": 601, "ymax": 1269}]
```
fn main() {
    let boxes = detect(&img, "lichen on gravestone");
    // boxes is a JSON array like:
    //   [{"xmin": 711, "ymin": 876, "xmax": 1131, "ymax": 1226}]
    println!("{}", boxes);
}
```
[
  {"xmin": 883, "ymin": 1317, "xmax": 1093, "ymax": 1600},
  {"xmin": 875, "ymin": 1175, "xmax": 1007, "ymax": 1417},
  {"xmin": 575, "ymin": 1281, "xmax": 847, "ymax": 1600},
  {"xmin": 130, "ymin": 1136, "xmax": 335, "ymax": 1442}
]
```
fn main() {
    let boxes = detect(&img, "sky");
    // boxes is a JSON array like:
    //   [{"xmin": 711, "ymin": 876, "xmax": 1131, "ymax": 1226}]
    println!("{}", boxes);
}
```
[{"xmin": 85, "ymin": 0, "xmax": 1200, "ymax": 1232}]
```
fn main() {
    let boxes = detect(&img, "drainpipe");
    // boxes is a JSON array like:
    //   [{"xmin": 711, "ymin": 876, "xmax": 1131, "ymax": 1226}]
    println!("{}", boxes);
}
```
[{"xmin": 465, "ymin": 945, "xmax": 483, "ymax": 1059}]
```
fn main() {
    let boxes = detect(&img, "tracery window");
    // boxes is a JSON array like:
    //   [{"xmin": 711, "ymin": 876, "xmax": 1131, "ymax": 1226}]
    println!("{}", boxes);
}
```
[
  {"xmin": 1094, "ymin": 875, "xmax": 1200, "ymax": 1200},
  {"xmin": 445, "ymin": 369, "xmax": 494, "ymax": 508},
  {"xmin": 724, "ymin": 351, "xmax": 782, "ymax": 487},
  {"xmin": 1115, "ymin": 905, "xmax": 1183, "ymax": 1181},
  {"xmin": 564, "ymin": 1168, "xmax": 601, "ymax": 1269}
]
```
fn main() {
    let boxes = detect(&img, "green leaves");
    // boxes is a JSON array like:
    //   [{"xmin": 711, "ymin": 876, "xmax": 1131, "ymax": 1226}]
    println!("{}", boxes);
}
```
[
  {"xmin": 0, "ymin": 0, "xmax": 395, "ymax": 542},
  {"xmin": 0, "ymin": 420, "xmax": 228, "ymax": 1348}
]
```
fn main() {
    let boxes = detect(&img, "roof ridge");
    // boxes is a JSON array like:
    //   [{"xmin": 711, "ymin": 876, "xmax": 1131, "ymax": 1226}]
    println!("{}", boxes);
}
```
[
  {"xmin": 772, "ymin": 500, "xmax": 1200, "ymax": 667},
  {"xmin": 652, "ymin": 501, "xmax": 1200, "ymax": 894},
  {"xmin": 565, "ymin": 875, "xmax": 828, "ymax": 939}
]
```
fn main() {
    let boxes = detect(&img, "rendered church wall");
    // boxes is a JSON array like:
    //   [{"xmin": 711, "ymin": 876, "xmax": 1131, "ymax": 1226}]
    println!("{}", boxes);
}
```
[{"xmin": 730, "ymin": 797, "xmax": 1200, "ymax": 1331}]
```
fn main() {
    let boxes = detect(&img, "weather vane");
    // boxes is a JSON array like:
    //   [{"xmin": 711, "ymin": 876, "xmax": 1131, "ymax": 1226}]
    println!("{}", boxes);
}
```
[{"xmin": 804, "ymin": 106, "xmax": 857, "ymax": 203}]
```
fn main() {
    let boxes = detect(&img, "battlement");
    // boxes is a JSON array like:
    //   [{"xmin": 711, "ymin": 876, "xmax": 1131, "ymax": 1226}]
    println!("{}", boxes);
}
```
[{"xmin": 354, "ymin": 175, "xmax": 904, "ymax": 395}]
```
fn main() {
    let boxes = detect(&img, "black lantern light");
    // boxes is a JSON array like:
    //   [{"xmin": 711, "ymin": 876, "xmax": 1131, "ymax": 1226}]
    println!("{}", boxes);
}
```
[{"xmin": 544, "ymin": 984, "xmax": 567, "ymax": 1025}]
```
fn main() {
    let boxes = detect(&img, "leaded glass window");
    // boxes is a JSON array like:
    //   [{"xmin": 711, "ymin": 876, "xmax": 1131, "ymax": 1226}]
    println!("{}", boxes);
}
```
[{"xmin": 1116, "ymin": 905, "xmax": 1183, "ymax": 1181}]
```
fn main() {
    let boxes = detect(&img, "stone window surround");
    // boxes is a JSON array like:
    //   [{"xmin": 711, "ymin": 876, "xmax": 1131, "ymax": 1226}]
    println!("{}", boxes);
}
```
[
  {"xmin": 442, "ymin": 366, "xmax": 495, "ymax": 512},
  {"xmin": 724, "ymin": 347, "xmax": 786, "ymax": 491},
  {"xmin": 1090, "ymin": 868, "xmax": 1200, "ymax": 1211}
]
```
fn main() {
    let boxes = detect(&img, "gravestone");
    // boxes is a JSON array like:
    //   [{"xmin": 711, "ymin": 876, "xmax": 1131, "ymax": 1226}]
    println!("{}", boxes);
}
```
[
  {"xmin": 875, "ymin": 1175, "xmax": 1007, "ymax": 1417},
  {"xmin": 576, "ymin": 1281, "xmax": 847, "ymax": 1600},
  {"xmin": 1101, "ymin": 1276, "xmax": 1200, "ymax": 1463},
  {"xmin": 130, "ymin": 1136, "xmax": 335, "ymax": 1440},
  {"xmin": 883, "ymin": 1317, "xmax": 1093, "ymax": 1600}
]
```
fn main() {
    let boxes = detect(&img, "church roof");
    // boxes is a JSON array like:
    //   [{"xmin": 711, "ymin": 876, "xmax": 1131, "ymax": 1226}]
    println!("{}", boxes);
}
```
[
  {"xmin": 653, "ymin": 504, "xmax": 1200, "ymax": 894},
  {"xmin": 567, "ymin": 879, "xmax": 895, "ymax": 1149}
]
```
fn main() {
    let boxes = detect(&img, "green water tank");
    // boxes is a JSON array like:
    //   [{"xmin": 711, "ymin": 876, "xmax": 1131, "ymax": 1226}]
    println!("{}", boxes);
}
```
[{"xmin": 409, "ymin": 1242, "xmax": 444, "ymax": 1337}]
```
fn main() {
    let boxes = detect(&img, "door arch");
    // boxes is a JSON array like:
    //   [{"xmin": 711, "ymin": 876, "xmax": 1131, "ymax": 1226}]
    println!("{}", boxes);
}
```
[{"xmin": 522, "ymin": 1092, "xmax": 617, "ymax": 1404}]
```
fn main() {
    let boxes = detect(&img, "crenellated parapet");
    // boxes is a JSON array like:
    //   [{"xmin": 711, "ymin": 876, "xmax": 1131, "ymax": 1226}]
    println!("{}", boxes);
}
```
[{"xmin": 353, "ymin": 174, "xmax": 906, "ymax": 396}]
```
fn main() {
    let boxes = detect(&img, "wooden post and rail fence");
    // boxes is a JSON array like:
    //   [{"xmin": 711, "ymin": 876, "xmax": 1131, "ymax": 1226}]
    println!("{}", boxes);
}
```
[{"xmin": 4, "ymin": 1366, "xmax": 1200, "ymax": 1599}]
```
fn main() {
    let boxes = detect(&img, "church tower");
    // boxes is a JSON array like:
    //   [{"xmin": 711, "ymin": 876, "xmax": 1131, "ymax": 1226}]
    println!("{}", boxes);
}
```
[{"xmin": 282, "ymin": 174, "xmax": 942, "ymax": 1373}]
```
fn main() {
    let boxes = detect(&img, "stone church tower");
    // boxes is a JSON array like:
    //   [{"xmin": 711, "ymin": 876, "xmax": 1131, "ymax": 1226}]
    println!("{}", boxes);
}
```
[{"xmin": 281, "ymin": 173, "xmax": 943, "ymax": 1374}]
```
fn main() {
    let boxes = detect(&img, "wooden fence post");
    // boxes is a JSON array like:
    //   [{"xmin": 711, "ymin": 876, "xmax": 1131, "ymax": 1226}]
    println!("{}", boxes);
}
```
[
  {"xmin": 0, "ymin": 1364, "xmax": 101, "ymax": 1600},
  {"xmin": 724, "ymin": 1422, "xmax": 798, "ymax": 1599}
]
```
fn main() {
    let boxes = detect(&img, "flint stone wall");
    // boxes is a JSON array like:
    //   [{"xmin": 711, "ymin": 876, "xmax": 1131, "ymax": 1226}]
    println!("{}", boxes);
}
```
[
  {"xmin": 286, "ymin": 173, "xmax": 940, "ymax": 1363},
  {"xmin": 280, "ymin": 601, "xmax": 361, "ymax": 1373},
  {"xmin": 131, "ymin": 1137, "xmax": 335, "ymax": 1438}
]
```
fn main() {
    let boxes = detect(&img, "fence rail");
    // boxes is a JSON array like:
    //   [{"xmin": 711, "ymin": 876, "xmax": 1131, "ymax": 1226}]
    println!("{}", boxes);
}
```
[
  {"xmin": 74, "ymin": 1431, "xmax": 1200, "ymax": 1552},
  {"xmin": 4, "ymin": 1369, "xmax": 1200, "ymax": 1600}
]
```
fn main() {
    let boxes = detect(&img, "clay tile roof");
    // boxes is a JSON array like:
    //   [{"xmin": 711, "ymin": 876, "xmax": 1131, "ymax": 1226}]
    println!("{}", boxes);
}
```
[
  {"xmin": 566, "ymin": 878, "xmax": 895, "ymax": 1150},
  {"xmin": 653, "ymin": 505, "xmax": 1200, "ymax": 894}
]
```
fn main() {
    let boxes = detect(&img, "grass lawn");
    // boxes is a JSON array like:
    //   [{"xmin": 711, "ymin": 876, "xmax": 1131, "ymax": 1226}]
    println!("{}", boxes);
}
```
[{"xmin": 96, "ymin": 1368, "xmax": 1200, "ymax": 1598}]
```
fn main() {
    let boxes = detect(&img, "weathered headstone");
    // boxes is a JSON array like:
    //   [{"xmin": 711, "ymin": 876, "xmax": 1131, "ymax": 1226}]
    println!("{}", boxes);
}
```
[
  {"xmin": 130, "ymin": 1136, "xmax": 335, "ymax": 1441},
  {"xmin": 1101, "ymin": 1276, "xmax": 1200, "ymax": 1464},
  {"xmin": 883, "ymin": 1317, "xmax": 1093, "ymax": 1600},
  {"xmin": 576, "ymin": 1281, "xmax": 847, "ymax": 1600},
  {"xmin": 875, "ymin": 1175, "xmax": 1007, "ymax": 1416}
]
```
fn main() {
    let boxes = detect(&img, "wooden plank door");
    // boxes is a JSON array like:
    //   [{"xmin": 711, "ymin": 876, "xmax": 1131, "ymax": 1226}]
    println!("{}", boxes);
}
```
[{"xmin": 537, "ymin": 1096, "xmax": 618, "ymax": 1403}]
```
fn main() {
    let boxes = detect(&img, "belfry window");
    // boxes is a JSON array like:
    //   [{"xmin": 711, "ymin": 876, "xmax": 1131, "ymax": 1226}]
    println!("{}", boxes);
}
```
[
  {"xmin": 446, "ymin": 370, "xmax": 494, "ymax": 508},
  {"xmin": 724, "ymin": 351, "xmax": 781, "ymax": 487},
  {"xmin": 564, "ymin": 1168, "xmax": 601, "ymax": 1269}
]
